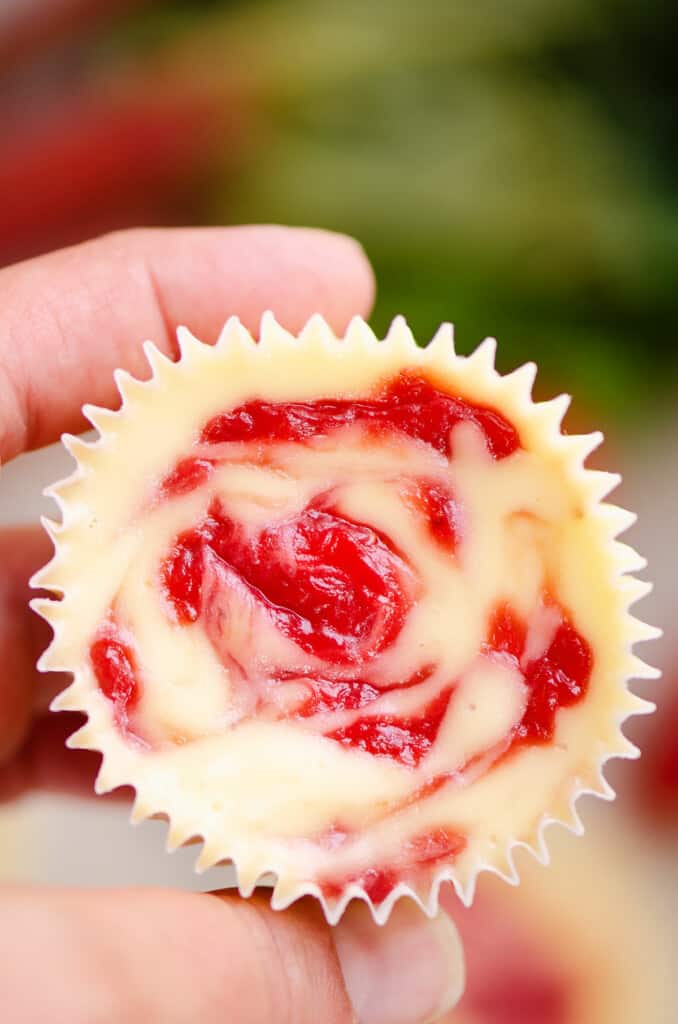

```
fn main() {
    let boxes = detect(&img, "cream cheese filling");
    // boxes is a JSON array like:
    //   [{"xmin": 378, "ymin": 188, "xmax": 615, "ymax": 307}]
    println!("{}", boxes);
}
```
[{"xmin": 82, "ymin": 421, "xmax": 595, "ymax": 883}]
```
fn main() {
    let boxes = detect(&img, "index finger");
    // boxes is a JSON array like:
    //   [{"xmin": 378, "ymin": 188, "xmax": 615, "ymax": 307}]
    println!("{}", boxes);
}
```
[{"xmin": 0, "ymin": 225, "xmax": 375, "ymax": 463}]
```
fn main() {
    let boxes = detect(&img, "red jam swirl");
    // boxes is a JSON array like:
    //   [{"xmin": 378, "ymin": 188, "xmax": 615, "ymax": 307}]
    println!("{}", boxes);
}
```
[
  {"xmin": 161, "ymin": 501, "xmax": 414, "ymax": 666},
  {"xmin": 326, "ymin": 687, "xmax": 454, "ymax": 768},
  {"xmin": 402, "ymin": 477, "xmax": 461, "ymax": 551},
  {"xmin": 286, "ymin": 665, "xmax": 434, "ymax": 718},
  {"xmin": 320, "ymin": 826, "xmax": 467, "ymax": 903},
  {"xmin": 160, "ymin": 457, "xmax": 214, "ymax": 499},
  {"xmin": 199, "ymin": 373, "xmax": 520, "ymax": 459},
  {"xmin": 486, "ymin": 604, "xmax": 593, "ymax": 748},
  {"xmin": 89, "ymin": 373, "xmax": 592, "ymax": 778},
  {"xmin": 89, "ymin": 629, "xmax": 141, "ymax": 740}
]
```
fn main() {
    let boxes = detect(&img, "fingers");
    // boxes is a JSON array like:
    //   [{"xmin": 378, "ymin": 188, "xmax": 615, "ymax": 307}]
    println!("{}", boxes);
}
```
[
  {"xmin": 334, "ymin": 898, "xmax": 465, "ymax": 1023},
  {"xmin": 0, "ymin": 888, "xmax": 351, "ymax": 1024},
  {"xmin": 0, "ymin": 226, "xmax": 373, "ymax": 784},
  {"xmin": 0, "ymin": 225, "xmax": 375, "ymax": 461},
  {"xmin": 0, "ymin": 887, "xmax": 463, "ymax": 1024}
]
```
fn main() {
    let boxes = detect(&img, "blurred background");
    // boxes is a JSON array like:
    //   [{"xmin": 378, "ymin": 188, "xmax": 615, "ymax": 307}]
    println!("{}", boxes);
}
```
[{"xmin": 1, "ymin": 1, "xmax": 677, "ymax": 1021}]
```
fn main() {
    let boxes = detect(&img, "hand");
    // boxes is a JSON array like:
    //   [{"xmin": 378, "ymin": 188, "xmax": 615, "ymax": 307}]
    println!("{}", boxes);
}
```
[{"xmin": 0, "ymin": 225, "xmax": 463, "ymax": 1024}]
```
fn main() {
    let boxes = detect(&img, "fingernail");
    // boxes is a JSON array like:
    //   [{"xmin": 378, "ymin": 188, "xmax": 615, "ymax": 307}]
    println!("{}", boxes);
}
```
[{"xmin": 333, "ymin": 900, "xmax": 465, "ymax": 1024}]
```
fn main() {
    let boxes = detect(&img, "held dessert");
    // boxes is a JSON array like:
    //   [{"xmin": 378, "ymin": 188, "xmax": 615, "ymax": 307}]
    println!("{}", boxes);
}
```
[{"xmin": 33, "ymin": 314, "xmax": 657, "ymax": 922}]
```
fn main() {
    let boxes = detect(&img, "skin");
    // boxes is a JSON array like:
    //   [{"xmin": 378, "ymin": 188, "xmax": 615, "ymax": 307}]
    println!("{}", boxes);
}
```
[
  {"xmin": 0, "ymin": 226, "xmax": 373, "ymax": 1023},
  {"xmin": 0, "ymin": 224, "xmax": 375, "ymax": 769}
]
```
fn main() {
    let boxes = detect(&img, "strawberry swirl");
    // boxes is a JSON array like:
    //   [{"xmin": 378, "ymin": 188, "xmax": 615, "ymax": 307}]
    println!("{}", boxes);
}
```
[{"xmin": 87, "ymin": 372, "xmax": 592, "ymax": 901}]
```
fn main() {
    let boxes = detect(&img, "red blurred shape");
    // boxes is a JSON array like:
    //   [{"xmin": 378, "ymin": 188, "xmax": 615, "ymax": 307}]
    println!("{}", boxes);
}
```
[
  {"xmin": 452, "ymin": 892, "xmax": 572, "ymax": 1024},
  {"xmin": 0, "ymin": 76, "xmax": 240, "ymax": 266}
]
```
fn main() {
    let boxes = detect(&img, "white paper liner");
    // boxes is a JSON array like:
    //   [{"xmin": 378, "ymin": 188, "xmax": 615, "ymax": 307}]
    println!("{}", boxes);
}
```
[{"xmin": 29, "ymin": 314, "xmax": 658, "ymax": 925}]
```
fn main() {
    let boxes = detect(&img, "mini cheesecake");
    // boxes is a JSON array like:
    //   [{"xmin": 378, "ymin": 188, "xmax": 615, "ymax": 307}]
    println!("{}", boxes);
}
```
[{"xmin": 33, "ymin": 315, "xmax": 656, "ymax": 920}]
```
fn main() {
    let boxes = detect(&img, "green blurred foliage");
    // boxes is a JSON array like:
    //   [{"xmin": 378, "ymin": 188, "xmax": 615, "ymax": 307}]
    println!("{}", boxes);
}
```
[{"xmin": 115, "ymin": 0, "xmax": 678, "ymax": 427}]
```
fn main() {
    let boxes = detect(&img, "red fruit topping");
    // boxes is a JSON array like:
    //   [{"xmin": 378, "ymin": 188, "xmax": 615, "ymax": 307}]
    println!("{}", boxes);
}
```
[
  {"xmin": 406, "ymin": 478, "xmax": 461, "ymax": 550},
  {"xmin": 254, "ymin": 508, "xmax": 411, "ymax": 664},
  {"xmin": 292, "ymin": 677, "xmax": 382, "ymax": 716},
  {"xmin": 327, "ymin": 688, "xmax": 453, "ymax": 767},
  {"xmin": 159, "ymin": 457, "xmax": 214, "ymax": 499},
  {"xmin": 405, "ymin": 826, "xmax": 466, "ymax": 864},
  {"xmin": 161, "ymin": 528, "xmax": 205, "ymax": 624},
  {"xmin": 321, "ymin": 826, "xmax": 466, "ymax": 903},
  {"xmin": 359, "ymin": 868, "xmax": 399, "ymax": 903},
  {"xmin": 90, "ymin": 631, "xmax": 140, "ymax": 737},
  {"xmin": 151, "ymin": 375, "xmax": 521, "ymax": 758},
  {"xmin": 289, "ymin": 666, "xmax": 434, "ymax": 718},
  {"xmin": 488, "ymin": 603, "xmax": 527, "ymax": 660},
  {"xmin": 486, "ymin": 603, "xmax": 592, "ymax": 747},
  {"xmin": 116, "ymin": 375, "xmax": 591, "ymax": 779},
  {"xmin": 200, "ymin": 373, "xmax": 520, "ymax": 460},
  {"xmin": 162, "ymin": 504, "xmax": 413, "ymax": 666},
  {"xmin": 518, "ymin": 621, "xmax": 593, "ymax": 745}
]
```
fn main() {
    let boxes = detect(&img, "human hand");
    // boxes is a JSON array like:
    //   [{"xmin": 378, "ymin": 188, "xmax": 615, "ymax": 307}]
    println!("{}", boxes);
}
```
[{"xmin": 0, "ymin": 225, "xmax": 463, "ymax": 1023}]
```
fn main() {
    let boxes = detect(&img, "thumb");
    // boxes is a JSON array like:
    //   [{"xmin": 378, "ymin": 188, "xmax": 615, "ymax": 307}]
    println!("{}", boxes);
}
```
[
  {"xmin": 333, "ymin": 896, "xmax": 465, "ymax": 1023},
  {"xmin": 0, "ymin": 886, "xmax": 463, "ymax": 1023}
]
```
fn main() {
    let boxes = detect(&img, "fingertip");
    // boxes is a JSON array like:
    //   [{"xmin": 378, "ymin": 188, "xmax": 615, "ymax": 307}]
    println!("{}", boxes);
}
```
[
  {"xmin": 281, "ymin": 225, "xmax": 376, "ymax": 326},
  {"xmin": 204, "ymin": 223, "xmax": 376, "ymax": 336},
  {"xmin": 0, "ymin": 886, "xmax": 353, "ymax": 1024},
  {"xmin": 209, "ymin": 890, "xmax": 353, "ymax": 1023},
  {"xmin": 333, "ymin": 898, "xmax": 465, "ymax": 1024},
  {"xmin": 0, "ymin": 223, "xmax": 377, "ymax": 460}
]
